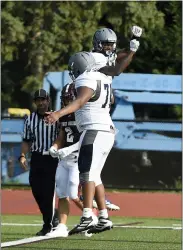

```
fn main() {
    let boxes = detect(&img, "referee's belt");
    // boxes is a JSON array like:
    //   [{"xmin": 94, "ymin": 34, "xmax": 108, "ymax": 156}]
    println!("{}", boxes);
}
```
[
  {"xmin": 42, "ymin": 151, "xmax": 50, "ymax": 155},
  {"xmin": 32, "ymin": 151, "xmax": 50, "ymax": 156}
]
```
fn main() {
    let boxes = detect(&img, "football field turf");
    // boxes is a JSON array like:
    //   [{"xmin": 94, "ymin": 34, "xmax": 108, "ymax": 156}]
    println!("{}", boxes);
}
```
[{"xmin": 1, "ymin": 215, "xmax": 182, "ymax": 250}]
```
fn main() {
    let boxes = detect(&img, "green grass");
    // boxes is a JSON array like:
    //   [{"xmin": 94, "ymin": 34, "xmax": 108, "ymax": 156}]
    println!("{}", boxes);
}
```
[{"xmin": 1, "ymin": 215, "xmax": 182, "ymax": 250}]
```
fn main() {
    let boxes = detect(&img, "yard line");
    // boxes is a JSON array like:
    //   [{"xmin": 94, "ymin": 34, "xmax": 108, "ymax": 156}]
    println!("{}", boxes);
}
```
[
  {"xmin": 2, "ymin": 221, "xmax": 143, "ymax": 227},
  {"xmin": 2, "ymin": 224, "xmax": 182, "ymax": 248},
  {"xmin": 1, "ymin": 236, "xmax": 53, "ymax": 248},
  {"xmin": 2, "ymin": 223, "xmax": 42, "ymax": 226},
  {"xmin": 114, "ymin": 225, "xmax": 182, "ymax": 230},
  {"xmin": 2, "ymin": 222, "xmax": 182, "ymax": 230},
  {"xmin": 1, "ymin": 222, "xmax": 143, "ymax": 227}
]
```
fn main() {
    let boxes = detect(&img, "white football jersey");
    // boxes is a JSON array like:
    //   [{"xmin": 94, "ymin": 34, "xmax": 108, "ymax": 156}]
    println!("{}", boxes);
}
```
[
  {"xmin": 90, "ymin": 52, "xmax": 107, "ymax": 70},
  {"xmin": 91, "ymin": 52, "xmax": 113, "ymax": 81},
  {"xmin": 91, "ymin": 51, "xmax": 117, "ymax": 66},
  {"xmin": 74, "ymin": 71, "xmax": 114, "ymax": 132}
]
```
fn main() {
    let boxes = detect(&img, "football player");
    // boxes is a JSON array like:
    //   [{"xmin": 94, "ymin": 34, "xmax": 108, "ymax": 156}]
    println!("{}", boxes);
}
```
[
  {"xmin": 47, "ymin": 83, "xmax": 98, "ymax": 237},
  {"xmin": 91, "ymin": 26, "xmax": 142, "ymax": 74},
  {"xmin": 45, "ymin": 52, "xmax": 116, "ymax": 235}
]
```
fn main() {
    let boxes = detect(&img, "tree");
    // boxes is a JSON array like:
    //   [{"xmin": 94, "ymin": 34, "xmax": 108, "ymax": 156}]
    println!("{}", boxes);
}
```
[
  {"xmin": 1, "ymin": 1, "xmax": 182, "ymax": 110},
  {"xmin": 1, "ymin": 1, "xmax": 103, "ymax": 110},
  {"xmin": 99, "ymin": 1, "xmax": 182, "ymax": 74}
]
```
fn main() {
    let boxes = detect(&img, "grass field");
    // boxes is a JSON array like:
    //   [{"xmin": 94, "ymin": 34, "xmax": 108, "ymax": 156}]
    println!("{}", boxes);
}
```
[{"xmin": 1, "ymin": 215, "xmax": 182, "ymax": 250}]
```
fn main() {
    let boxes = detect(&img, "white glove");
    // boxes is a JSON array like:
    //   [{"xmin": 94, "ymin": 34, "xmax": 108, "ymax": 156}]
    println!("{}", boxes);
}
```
[
  {"xmin": 131, "ymin": 25, "xmax": 143, "ymax": 38},
  {"xmin": 57, "ymin": 147, "xmax": 70, "ymax": 160},
  {"xmin": 130, "ymin": 39, "xmax": 140, "ymax": 52},
  {"xmin": 49, "ymin": 146, "xmax": 59, "ymax": 158},
  {"xmin": 58, "ymin": 142, "xmax": 79, "ymax": 160}
]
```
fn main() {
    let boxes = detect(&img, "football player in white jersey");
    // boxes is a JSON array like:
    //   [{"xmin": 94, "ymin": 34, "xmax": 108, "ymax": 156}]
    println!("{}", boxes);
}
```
[
  {"xmin": 47, "ymin": 83, "xmax": 99, "ymax": 238},
  {"xmin": 91, "ymin": 26, "xmax": 142, "ymax": 74},
  {"xmin": 85, "ymin": 26, "xmax": 142, "ymax": 212},
  {"xmin": 47, "ymin": 82, "xmax": 120, "ymax": 238},
  {"xmin": 45, "ymin": 52, "xmax": 116, "ymax": 235}
]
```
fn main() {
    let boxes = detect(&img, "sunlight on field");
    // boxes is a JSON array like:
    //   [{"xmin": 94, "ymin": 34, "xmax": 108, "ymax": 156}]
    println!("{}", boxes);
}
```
[{"xmin": 1, "ymin": 215, "xmax": 182, "ymax": 250}]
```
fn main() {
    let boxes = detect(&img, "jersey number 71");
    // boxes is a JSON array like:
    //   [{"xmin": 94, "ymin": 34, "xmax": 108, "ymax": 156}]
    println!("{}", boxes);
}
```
[{"xmin": 102, "ymin": 83, "xmax": 111, "ymax": 108}]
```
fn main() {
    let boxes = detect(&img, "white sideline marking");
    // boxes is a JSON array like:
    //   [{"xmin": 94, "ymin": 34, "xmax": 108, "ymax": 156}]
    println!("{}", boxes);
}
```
[
  {"xmin": 2, "ymin": 223, "xmax": 42, "ymax": 226},
  {"xmin": 2, "ymin": 222, "xmax": 182, "ymax": 230},
  {"xmin": 114, "ymin": 225, "xmax": 182, "ymax": 230},
  {"xmin": 1, "ymin": 223, "xmax": 182, "ymax": 248},
  {"xmin": 1, "ymin": 236, "xmax": 52, "ymax": 248}
]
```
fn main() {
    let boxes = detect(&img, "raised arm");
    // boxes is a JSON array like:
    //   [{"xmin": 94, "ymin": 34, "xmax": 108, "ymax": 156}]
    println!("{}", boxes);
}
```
[{"xmin": 99, "ymin": 39, "xmax": 139, "ymax": 76}]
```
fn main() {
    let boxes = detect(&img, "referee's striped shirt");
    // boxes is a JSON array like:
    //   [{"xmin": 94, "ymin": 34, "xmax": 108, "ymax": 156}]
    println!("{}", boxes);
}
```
[{"xmin": 23, "ymin": 112, "xmax": 60, "ymax": 153}]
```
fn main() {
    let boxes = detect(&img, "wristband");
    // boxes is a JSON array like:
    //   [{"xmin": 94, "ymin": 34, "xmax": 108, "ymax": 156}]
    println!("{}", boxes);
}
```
[{"xmin": 131, "ymin": 35, "xmax": 140, "ymax": 41}]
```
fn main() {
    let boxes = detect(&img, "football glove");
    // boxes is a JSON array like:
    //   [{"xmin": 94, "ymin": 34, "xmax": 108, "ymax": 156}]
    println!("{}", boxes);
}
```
[
  {"xmin": 130, "ymin": 39, "xmax": 140, "ymax": 52},
  {"xmin": 49, "ymin": 146, "xmax": 58, "ymax": 158},
  {"xmin": 57, "ymin": 142, "xmax": 79, "ymax": 160},
  {"xmin": 57, "ymin": 147, "xmax": 70, "ymax": 160},
  {"xmin": 131, "ymin": 25, "xmax": 143, "ymax": 38}
]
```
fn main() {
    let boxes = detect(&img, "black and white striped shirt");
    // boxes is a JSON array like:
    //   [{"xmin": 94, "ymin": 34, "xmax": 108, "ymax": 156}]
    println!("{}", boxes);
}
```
[{"xmin": 23, "ymin": 112, "xmax": 60, "ymax": 153}]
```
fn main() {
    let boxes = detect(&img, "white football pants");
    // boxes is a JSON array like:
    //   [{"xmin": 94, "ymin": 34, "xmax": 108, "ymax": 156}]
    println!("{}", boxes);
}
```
[{"xmin": 55, "ymin": 155, "xmax": 79, "ymax": 200}]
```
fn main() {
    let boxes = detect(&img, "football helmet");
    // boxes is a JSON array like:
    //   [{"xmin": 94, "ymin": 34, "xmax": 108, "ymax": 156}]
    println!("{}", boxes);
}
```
[
  {"xmin": 93, "ymin": 28, "xmax": 117, "ymax": 56},
  {"xmin": 68, "ymin": 51, "xmax": 96, "ymax": 80},
  {"xmin": 60, "ymin": 83, "xmax": 76, "ymax": 107}
]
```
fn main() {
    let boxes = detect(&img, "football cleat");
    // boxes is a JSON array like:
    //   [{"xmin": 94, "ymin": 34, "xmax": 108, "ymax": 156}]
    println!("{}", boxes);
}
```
[
  {"xmin": 105, "ymin": 200, "xmax": 120, "ymax": 211},
  {"xmin": 79, "ymin": 195, "xmax": 120, "ymax": 211},
  {"xmin": 87, "ymin": 217, "xmax": 113, "ymax": 234},
  {"xmin": 69, "ymin": 216, "xmax": 95, "ymax": 235}
]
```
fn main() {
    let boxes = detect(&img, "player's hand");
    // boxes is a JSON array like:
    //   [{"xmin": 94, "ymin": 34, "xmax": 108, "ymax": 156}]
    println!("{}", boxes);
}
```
[
  {"xmin": 19, "ymin": 157, "xmax": 28, "ymax": 171},
  {"xmin": 131, "ymin": 25, "xmax": 143, "ymax": 38},
  {"xmin": 130, "ymin": 39, "xmax": 140, "ymax": 52},
  {"xmin": 58, "ymin": 147, "xmax": 70, "ymax": 160},
  {"xmin": 49, "ymin": 146, "xmax": 59, "ymax": 158},
  {"xmin": 44, "ymin": 111, "xmax": 60, "ymax": 124}
]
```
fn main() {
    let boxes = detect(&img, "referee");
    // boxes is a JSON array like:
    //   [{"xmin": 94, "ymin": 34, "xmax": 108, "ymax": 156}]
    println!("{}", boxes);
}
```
[{"xmin": 19, "ymin": 89, "xmax": 59, "ymax": 236}]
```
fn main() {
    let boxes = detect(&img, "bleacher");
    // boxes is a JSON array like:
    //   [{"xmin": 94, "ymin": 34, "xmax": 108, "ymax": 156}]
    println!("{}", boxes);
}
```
[{"xmin": 43, "ymin": 71, "xmax": 182, "ymax": 152}]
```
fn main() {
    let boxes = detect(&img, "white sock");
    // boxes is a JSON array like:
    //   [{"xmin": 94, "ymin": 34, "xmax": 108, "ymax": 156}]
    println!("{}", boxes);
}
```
[
  {"xmin": 83, "ymin": 208, "xmax": 92, "ymax": 218},
  {"xmin": 99, "ymin": 209, "xmax": 108, "ymax": 218},
  {"xmin": 58, "ymin": 223, "xmax": 66, "ymax": 228}
]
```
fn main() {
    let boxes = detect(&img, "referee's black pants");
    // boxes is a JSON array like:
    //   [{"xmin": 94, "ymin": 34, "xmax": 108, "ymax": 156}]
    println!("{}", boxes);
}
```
[{"xmin": 29, "ymin": 152, "xmax": 58, "ymax": 230}]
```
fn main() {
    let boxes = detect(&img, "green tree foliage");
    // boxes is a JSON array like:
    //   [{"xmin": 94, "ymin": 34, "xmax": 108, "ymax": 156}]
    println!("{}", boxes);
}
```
[
  {"xmin": 99, "ymin": 1, "xmax": 182, "ymax": 75},
  {"xmin": 1, "ymin": 1, "xmax": 182, "ymax": 112},
  {"xmin": 1, "ymin": 1, "xmax": 102, "ymax": 109}
]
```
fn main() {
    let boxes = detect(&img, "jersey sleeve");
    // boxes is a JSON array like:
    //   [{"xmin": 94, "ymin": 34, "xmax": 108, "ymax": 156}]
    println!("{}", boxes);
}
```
[
  {"xmin": 90, "ymin": 52, "xmax": 107, "ymax": 70},
  {"xmin": 22, "ymin": 115, "xmax": 32, "ymax": 142},
  {"xmin": 75, "ymin": 72, "xmax": 97, "ymax": 91}
]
